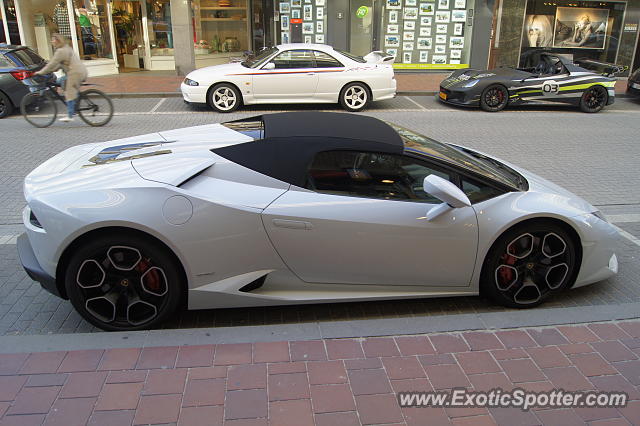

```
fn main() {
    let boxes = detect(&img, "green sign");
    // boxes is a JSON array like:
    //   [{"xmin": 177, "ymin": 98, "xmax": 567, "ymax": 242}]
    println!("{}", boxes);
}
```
[{"xmin": 356, "ymin": 6, "xmax": 369, "ymax": 18}]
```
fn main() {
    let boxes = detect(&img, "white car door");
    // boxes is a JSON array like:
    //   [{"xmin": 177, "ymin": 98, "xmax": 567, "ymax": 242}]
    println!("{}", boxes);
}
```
[
  {"xmin": 252, "ymin": 49, "xmax": 319, "ymax": 100},
  {"xmin": 311, "ymin": 50, "xmax": 346, "ymax": 100},
  {"xmin": 262, "ymin": 151, "xmax": 479, "ymax": 287}
]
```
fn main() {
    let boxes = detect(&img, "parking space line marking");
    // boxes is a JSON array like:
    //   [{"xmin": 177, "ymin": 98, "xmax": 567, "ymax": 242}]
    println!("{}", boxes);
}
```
[
  {"xmin": 149, "ymin": 98, "xmax": 167, "ymax": 113},
  {"xmin": 404, "ymin": 96, "xmax": 427, "ymax": 110},
  {"xmin": 0, "ymin": 234, "xmax": 19, "ymax": 245},
  {"xmin": 607, "ymin": 214, "xmax": 640, "ymax": 223},
  {"xmin": 610, "ymin": 225, "xmax": 640, "ymax": 247}
]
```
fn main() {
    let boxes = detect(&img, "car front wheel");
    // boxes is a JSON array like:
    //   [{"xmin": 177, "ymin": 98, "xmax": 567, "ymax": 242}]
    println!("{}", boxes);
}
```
[
  {"xmin": 64, "ymin": 234, "xmax": 183, "ymax": 331},
  {"xmin": 340, "ymin": 83, "xmax": 370, "ymax": 112},
  {"xmin": 481, "ymin": 221, "xmax": 577, "ymax": 308},
  {"xmin": 480, "ymin": 84, "xmax": 509, "ymax": 112},
  {"xmin": 209, "ymin": 83, "xmax": 242, "ymax": 113}
]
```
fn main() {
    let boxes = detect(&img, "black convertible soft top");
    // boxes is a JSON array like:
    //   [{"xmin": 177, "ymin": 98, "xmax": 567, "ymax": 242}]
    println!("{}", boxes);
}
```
[{"xmin": 214, "ymin": 112, "xmax": 404, "ymax": 187}]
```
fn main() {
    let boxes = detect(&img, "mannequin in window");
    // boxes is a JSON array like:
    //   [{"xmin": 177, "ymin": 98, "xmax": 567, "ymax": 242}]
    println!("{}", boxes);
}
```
[{"xmin": 77, "ymin": 7, "xmax": 96, "ymax": 56}]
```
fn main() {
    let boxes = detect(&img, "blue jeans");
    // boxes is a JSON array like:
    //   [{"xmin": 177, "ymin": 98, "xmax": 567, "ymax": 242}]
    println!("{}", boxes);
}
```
[{"xmin": 57, "ymin": 76, "xmax": 75, "ymax": 118}]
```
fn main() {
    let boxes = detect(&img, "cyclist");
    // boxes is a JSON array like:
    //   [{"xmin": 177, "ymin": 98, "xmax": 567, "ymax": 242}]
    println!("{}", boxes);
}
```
[{"xmin": 34, "ymin": 33, "xmax": 88, "ymax": 122}]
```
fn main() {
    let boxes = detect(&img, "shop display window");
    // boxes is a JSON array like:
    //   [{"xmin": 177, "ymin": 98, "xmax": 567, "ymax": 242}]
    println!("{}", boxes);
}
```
[
  {"xmin": 382, "ymin": 0, "xmax": 475, "ymax": 69},
  {"xmin": 147, "ymin": 0, "xmax": 173, "ymax": 56},
  {"xmin": 193, "ymin": 0, "xmax": 249, "ymax": 55},
  {"xmin": 520, "ymin": 1, "xmax": 626, "ymax": 67},
  {"xmin": 76, "ymin": 0, "xmax": 113, "ymax": 61},
  {"xmin": 2, "ymin": 0, "xmax": 21, "ymax": 45}
]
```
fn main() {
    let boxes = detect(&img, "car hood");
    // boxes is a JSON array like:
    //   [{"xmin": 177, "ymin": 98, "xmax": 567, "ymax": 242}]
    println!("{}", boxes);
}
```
[
  {"xmin": 441, "ymin": 67, "xmax": 531, "ymax": 88},
  {"xmin": 185, "ymin": 62, "xmax": 247, "ymax": 81}
]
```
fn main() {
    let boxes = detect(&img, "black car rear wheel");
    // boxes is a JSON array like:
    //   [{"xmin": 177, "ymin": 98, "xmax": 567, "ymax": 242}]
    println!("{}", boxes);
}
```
[
  {"xmin": 0, "ymin": 91, "xmax": 13, "ymax": 118},
  {"xmin": 480, "ymin": 84, "xmax": 509, "ymax": 112},
  {"xmin": 580, "ymin": 85, "xmax": 608, "ymax": 113}
]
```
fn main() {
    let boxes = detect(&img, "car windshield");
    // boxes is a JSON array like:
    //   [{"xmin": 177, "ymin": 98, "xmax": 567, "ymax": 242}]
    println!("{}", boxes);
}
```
[
  {"xmin": 8, "ymin": 48, "xmax": 44, "ymax": 67},
  {"xmin": 335, "ymin": 49, "xmax": 366, "ymax": 63},
  {"xmin": 388, "ymin": 123, "xmax": 526, "ymax": 190},
  {"xmin": 242, "ymin": 47, "xmax": 278, "ymax": 68}
]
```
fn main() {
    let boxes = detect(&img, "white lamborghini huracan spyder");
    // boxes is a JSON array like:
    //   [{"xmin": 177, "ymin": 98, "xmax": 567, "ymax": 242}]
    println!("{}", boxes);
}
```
[{"xmin": 18, "ymin": 112, "xmax": 619, "ymax": 330}]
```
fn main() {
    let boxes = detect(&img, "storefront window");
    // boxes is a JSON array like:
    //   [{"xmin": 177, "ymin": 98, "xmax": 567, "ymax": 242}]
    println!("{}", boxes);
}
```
[
  {"xmin": 147, "ymin": 0, "xmax": 173, "ymax": 56},
  {"xmin": 491, "ymin": 0, "xmax": 639, "ymax": 76},
  {"xmin": 193, "ymin": 0, "xmax": 249, "ymax": 56},
  {"xmin": 3, "ymin": 0, "xmax": 20, "ymax": 45},
  {"xmin": 76, "ymin": 0, "xmax": 114, "ymax": 61},
  {"xmin": 382, "ymin": 0, "xmax": 476, "ymax": 70}
]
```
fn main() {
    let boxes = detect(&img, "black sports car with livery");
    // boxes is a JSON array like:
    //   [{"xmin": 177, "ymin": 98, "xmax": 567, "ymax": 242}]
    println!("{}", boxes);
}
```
[{"xmin": 439, "ymin": 53, "xmax": 616, "ymax": 113}]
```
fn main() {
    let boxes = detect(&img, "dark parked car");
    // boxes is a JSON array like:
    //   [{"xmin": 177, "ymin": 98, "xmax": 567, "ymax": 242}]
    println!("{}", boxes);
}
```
[
  {"xmin": 0, "ymin": 44, "xmax": 53, "ymax": 118},
  {"xmin": 628, "ymin": 67, "xmax": 640, "ymax": 98}
]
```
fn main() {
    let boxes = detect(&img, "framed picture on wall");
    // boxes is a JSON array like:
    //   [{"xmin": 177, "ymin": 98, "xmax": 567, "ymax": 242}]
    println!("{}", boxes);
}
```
[
  {"xmin": 389, "ymin": 10, "xmax": 399, "ymax": 23},
  {"xmin": 419, "ymin": 51, "xmax": 428, "ymax": 62},
  {"xmin": 386, "ymin": 0, "xmax": 402, "ymax": 9},
  {"xmin": 279, "ymin": 2, "xmax": 290, "ymax": 13},
  {"xmin": 451, "ymin": 10, "xmax": 466, "ymax": 22},
  {"xmin": 450, "ymin": 59, "xmax": 460, "ymax": 64},
  {"xmin": 304, "ymin": 35, "xmax": 312, "ymax": 43},
  {"xmin": 387, "ymin": 24, "xmax": 399, "ymax": 33},
  {"xmin": 436, "ymin": 34, "xmax": 447, "ymax": 43},
  {"xmin": 404, "ymin": 21, "xmax": 415, "ymax": 30},
  {"xmin": 404, "ymin": 31, "xmax": 415, "ymax": 41},
  {"xmin": 432, "ymin": 55, "xmax": 447, "ymax": 64},
  {"xmin": 291, "ymin": 9, "xmax": 300, "ymax": 18},
  {"xmin": 403, "ymin": 52, "xmax": 412, "ymax": 63},
  {"xmin": 281, "ymin": 15, "xmax": 289, "ymax": 30},
  {"xmin": 386, "ymin": 48, "xmax": 398, "ymax": 56},
  {"xmin": 303, "ymin": 5, "xmax": 312, "ymax": 20},
  {"xmin": 454, "ymin": 0, "xmax": 465, "ymax": 8},
  {"xmin": 435, "ymin": 44, "xmax": 446, "ymax": 53},
  {"xmin": 302, "ymin": 22, "xmax": 314, "ymax": 33},
  {"xmin": 316, "ymin": 0, "xmax": 325, "ymax": 5},
  {"xmin": 417, "ymin": 37, "xmax": 432, "ymax": 49},
  {"xmin": 419, "ymin": 3, "xmax": 434, "ymax": 15},
  {"xmin": 436, "ymin": 24, "xmax": 448, "ymax": 33},
  {"xmin": 419, "ymin": 27, "xmax": 431, "ymax": 36},
  {"xmin": 420, "ymin": 17, "xmax": 432, "ymax": 25},
  {"xmin": 291, "ymin": 0, "xmax": 302, "ymax": 7},
  {"xmin": 438, "ymin": 0, "xmax": 449, "ymax": 9},
  {"xmin": 315, "ymin": 34, "xmax": 325, "ymax": 43},
  {"xmin": 316, "ymin": 21, "xmax": 324, "ymax": 32},
  {"xmin": 435, "ymin": 11, "xmax": 450, "ymax": 23},
  {"xmin": 403, "ymin": 41, "xmax": 414, "ymax": 50},
  {"xmin": 316, "ymin": 7, "xmax": 324, "ymax": 19},
  {"xmin": 404, "ymin": 8, "xmax": 418, "ymax": 19},
  {"xmin": 385, "ymin": 35, "xmax": 400, "ymax": 47},
  {"xmin": 449, "ymin": 36, "xmax": 464, "ymax": 48},
  {"xmin": 453, "ymin": 22, "xmax": 463, "ymax": 35},
  {"xmin": 406, "ymin": 0, "xmax": 417, "ymax": 6},
  {"xmin": 281, "ymin": 31, "xmax": 290, "ymax": 43},
  {"xmin": 450, "ymin": 49, "xmax": 461, "ymax": 58}
]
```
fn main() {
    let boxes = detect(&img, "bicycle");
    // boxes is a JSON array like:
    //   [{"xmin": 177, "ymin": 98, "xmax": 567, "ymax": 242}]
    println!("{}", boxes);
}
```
[{"xmin": 20, "ymin": 75, "xmax": 114, "ymax": 128}]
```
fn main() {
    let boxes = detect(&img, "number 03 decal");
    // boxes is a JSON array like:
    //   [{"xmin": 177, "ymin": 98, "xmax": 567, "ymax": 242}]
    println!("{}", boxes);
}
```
[{"xmin": 542, "ymin": 81, "xmax": 560, "ymax": 96}]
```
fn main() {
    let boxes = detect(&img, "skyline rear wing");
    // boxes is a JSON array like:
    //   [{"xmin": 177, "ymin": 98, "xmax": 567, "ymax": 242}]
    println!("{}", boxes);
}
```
[{"xmin": 364, "ymin": 51, "xmax": 395, "ymax": 64}]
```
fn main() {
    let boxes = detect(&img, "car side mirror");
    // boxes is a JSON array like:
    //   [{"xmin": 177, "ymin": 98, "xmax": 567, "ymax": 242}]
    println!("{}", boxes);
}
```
[
  {"xmin": 263, "ymin": 62, "xmax": 275, "ymax": 70},
  {"xmin": 423, "ymin": 175, "xmax": 471, "ymax": 220}
]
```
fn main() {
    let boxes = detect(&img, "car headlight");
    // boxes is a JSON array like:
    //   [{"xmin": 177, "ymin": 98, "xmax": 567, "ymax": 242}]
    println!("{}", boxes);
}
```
[
  {"xmin": 463, "ymin": 79, "xmax": 479, "ymax": 88},
  {"xmin": 184, "ymin": 78, "xmax": 199, "ymax": 86},
  {"xmin": 591, "ymin": 210, "xmax": 608, "ymax": 222}
]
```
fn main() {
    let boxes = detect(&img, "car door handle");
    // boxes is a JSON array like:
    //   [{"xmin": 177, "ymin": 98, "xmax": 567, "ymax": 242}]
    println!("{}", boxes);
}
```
[{"xmin": 272, "ymin": 219, "xmax": 313, "ymax": 230}]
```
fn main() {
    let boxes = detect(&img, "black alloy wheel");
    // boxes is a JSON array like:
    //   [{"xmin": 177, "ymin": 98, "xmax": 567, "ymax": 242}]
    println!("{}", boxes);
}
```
[
  {"xmin": 480, "ymin": 84, "xmax": 509, "ymax": 112},
  {"xmin": 481, "ymin": 222, "xmax": 577, "ymax": 308},
  {"xmin": 65, "ymin": 234, "xmax": 183, "ymax": 331},
  {"xmin": 580, "ymin": 85, "xmax": 608, "ymax": 113},
  {"xmin": 0, "ymin": 91, "xmax": 13, "ymax": 118}
]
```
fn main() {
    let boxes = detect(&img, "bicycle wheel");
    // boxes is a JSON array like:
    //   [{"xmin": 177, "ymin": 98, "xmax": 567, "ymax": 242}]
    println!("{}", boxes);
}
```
[
  {"xmin": 21, "ymin": 92, "xmax": 57, "ymax": 128},
  {"xmin": 77, "ymin": 89, "xmax": 113, "ymax": 127}
]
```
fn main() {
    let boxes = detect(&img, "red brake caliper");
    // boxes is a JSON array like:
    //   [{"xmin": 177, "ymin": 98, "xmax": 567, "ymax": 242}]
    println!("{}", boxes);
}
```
[
  {"xmin": 498, "ymin": 254, "xmax": 517, "ymax": 285},
  {"xmin": 136, "ymin": 259, "xmax": 161, "ymax": 292}
]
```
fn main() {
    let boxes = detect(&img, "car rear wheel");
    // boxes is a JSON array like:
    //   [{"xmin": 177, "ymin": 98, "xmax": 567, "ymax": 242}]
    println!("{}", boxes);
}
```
[
  {"xmin": 64, "ymin": 234, "xmax": 183, "ymax": 331},
  {"xmin": 480, "ymin": 84, "xmax": 509, "ymax": 112},
  {"xmin": 0, "ymin": 91, "xmax": 13, "ymax": 118},
  {"xmin": 580, "ymin": 85, "xmax": 608, "ymax": 113},
  {"xmin": 480, "ymin": 221, "xmax": 577, "ymax": 308},
  {"xmin": 340, "ymin": 82, "xmax": 370, "ymax": 112},
  {"xmin": 209, "ymin": 83, "xmax": 241, "ymax": 113}
]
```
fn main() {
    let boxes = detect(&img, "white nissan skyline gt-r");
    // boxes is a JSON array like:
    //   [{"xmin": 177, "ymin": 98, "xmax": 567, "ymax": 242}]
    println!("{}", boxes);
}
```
[
  {"xmin": 18, "ymin": 113, "xmax": 619, "ymax": 331},
  {"xmin": 180, "ymin": 44, "xmax": 396, "ymax": 112}
]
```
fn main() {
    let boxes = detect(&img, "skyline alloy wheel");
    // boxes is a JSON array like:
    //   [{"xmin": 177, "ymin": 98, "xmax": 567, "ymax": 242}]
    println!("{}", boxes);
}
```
[
  {"xmin": 480, "ymin": 84, "xmax": 508, "ymax": 112},
  {"xmin": 580, "ymin": 85, "xmax": 608, "ymax": 113},
  {"xmin": 65, "ymin": 234, "xmax": 182, "ymax": 331},
  {"xmin": 210, "ymin": 83, "xmax": 241, "ymax": 113},
  {"xmin": 340, "ymin": 82, "xmax": 370, "ymax": 112},
  {"xmin": 481, "ymin": 222, "xmax": 577, "ymax": 308}
]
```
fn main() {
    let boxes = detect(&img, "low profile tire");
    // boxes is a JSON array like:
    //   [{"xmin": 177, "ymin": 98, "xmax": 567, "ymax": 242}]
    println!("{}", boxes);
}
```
[
  {"xmin": 480, "ymin": 84, "xmax": 509, "ymax": 112},
  {"xmin": 64, "ymin": 234, "xmax": 183, "ymax": 331},
  {"xmin": 579, "ymin": 85, "xmax": 608, "ymax": 113},
  {"xmin": 339, "ymin": 82, "xmax": 370, "ymax": 112},
  {"xmin": 0, "ymin": 91, "xmax": 13, "ymax": 118},
  {"xmin": 209, "ymin": 83, "xmax": 242, "ymax": 113},
  {"xmin": 480, "ymin": 221, "xmax": 577, "ymax": 309}
]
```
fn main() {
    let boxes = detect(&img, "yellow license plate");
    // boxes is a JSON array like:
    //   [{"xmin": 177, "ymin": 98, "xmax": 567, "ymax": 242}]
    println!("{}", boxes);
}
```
[{"xmin": 439, "ymin": 92, "xmax": 447, "ymax": 100}]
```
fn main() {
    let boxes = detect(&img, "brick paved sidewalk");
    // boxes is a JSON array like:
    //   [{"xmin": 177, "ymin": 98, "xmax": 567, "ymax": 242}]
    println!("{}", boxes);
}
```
[
  {"xmin": 1, "ymin": 321, "xmax": 639, "ymax": 425},
  {"xmin": 83, "ymin": 70, "xmax": 632, "ymax": 96}
]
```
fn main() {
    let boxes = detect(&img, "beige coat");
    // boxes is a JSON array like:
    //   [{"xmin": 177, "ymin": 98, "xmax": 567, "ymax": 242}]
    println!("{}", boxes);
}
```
[{"xmin": 39, "ymin": 45, "xmax": 88, "ymax": 101}]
